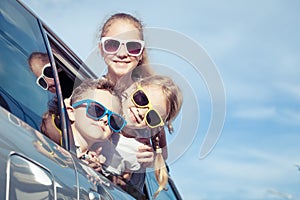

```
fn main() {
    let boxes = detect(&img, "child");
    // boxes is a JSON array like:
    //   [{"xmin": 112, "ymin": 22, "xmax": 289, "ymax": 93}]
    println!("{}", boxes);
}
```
[
  {"xmin": 102, "ymin": 75, "xmax": 183, "ymax": 198},
  {"xmin": 66, "ymin": 78, "xmax": 126, "ymax": 161},
  {"xmin": 98, "ymin": 12, "xmax": 154, "ymax": 90}
]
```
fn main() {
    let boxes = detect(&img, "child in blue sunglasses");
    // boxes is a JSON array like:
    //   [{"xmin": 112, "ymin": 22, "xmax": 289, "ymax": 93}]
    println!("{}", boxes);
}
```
[{"xmin": 65, "ymin": 78, "xmax": 126, "ymax": 170}]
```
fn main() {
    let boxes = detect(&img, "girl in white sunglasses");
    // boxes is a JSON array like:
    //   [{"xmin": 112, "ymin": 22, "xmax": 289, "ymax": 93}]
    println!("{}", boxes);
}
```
[
  {"xmin": 28, "ymin": 52, "xmax": 56, "ymax": 93},
  {"xmin": 98, "ymin": 13, "xmax": 154, "ymax": 91}
]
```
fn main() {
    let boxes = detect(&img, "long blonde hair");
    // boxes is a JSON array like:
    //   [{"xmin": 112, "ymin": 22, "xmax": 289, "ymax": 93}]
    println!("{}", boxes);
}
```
[{"xmin": 138, "ymin": 75, "xmax": 183, "ymax": 198}]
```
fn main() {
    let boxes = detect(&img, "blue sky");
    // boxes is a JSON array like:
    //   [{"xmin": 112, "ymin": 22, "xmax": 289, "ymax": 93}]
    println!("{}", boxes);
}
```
[{"xmin": 21, "ymin": 0, "xmax": 300, "ymax": 199}]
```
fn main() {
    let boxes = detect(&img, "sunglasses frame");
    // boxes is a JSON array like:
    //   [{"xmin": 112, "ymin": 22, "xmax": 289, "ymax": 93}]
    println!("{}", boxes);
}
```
[
  {"xmin": 35, "ymin": 63, "xmax": 53, "ymax": 90},
  {"xmin": 131, "ymin": 85, "xmax": 165, "ymax": 128},
  {"xmin": 51, "ymin": 114, "xmax": 63, "ymax": 146},
  {"xmin": 100, "ymin": 37, "xmax": 145, "ymax": 57},
  {"xmin": 72, "ymin": 99, "xmax": 126, "ymax": 133}
]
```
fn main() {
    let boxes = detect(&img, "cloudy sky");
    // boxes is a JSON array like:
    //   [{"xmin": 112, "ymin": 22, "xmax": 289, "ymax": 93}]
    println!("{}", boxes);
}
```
[{"xmin": 21, "ymin": 0, "xmax": 300, "ymax": 199}]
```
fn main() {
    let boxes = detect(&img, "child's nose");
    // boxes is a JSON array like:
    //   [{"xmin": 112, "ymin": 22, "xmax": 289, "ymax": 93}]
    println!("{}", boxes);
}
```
[
  {"xmin": 116, "ymin": 44, "xmax": 127, "ymax": 57},
  {"xmin": 45, "ymin": 77, "xmax": 55, "ymax": 85},
  {"xmin": 137, "ymin": 107, "xmax": 148, "ymax": 118},
  {"xmin": 99, "ymin": 115, "xmax": 109, "ymax": 125}
]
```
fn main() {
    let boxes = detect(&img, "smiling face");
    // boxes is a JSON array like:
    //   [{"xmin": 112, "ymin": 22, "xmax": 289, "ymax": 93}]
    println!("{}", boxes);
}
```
[
  {"xmin": 122, "ymin": 84, "xmax": 167, "ymax": 128},
  {"xmin": 29, "ymin": 53, "xmax": 56, "ymax": 93},
  {"xmin": 70, "ymin": 89, "xmax": 121, "ymax": 143},
  {"xmin": 99, "ymin": 19, "xmax": 143, "ymax": 80}
]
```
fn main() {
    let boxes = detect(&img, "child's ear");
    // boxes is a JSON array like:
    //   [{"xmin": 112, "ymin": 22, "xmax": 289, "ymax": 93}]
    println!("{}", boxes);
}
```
[
  {"xmin": 138, "ymin": 55, "xmax": 143, "ymax": 63},
  {"xmin": 64, "ymin": 97, "xmax": 71, "ymax": 107},
  {"xmin": 66, "ymin": 105, "xmax": 76, "ymax": 122}
]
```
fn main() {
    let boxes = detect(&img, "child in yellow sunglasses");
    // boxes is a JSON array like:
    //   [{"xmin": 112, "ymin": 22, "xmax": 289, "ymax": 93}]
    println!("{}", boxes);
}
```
[{"xmin": 102, "ymin": 74, "xmax": 183, "ymax": 198}]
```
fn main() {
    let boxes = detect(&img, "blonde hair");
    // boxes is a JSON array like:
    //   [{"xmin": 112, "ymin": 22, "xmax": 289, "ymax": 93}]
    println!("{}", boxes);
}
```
[
  {"xmin": 99, "ymin": 13, "xmax": 154, "ymax": 81},
  {"xmin": 28, "ymin": 52, "xmax": 49, "ymax": 71},
  {"xmin": 70, "ymin": 78, "xmax": 114, "ymax": 104},
  {"xmin": 138, "ymin": 75, "xmax": 183, "ymax": 198}
]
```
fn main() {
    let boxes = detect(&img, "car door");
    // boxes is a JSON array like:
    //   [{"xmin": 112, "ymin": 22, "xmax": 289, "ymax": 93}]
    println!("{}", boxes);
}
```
[{"xmin": 0, "ymin": 0, "xmax": 79, "ymax": 199}]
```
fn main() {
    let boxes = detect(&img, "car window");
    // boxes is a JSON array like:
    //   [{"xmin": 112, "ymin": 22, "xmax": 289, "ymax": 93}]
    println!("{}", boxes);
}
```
[
  {"xmin": 0, "ymin": 0, "xmax": 60, "ymax": 140},
  {"xmin": 48, "ymin": 37, "xmax": 98, "ymax": 94}
]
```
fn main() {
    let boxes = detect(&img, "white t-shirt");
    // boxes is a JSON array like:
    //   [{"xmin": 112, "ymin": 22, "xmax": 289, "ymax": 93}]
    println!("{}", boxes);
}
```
[{"xmin": 92, "ymin": 134, "xmax": 146, "ymax": 176}]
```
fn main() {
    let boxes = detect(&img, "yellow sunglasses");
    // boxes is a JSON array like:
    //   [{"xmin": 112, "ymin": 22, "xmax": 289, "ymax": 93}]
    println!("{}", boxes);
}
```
[
  {"xmin": 130, "ymin": 85, "xmax": 165, "ymax": 128},
  {"xmin": 51, "ymin": 114, "xmax": 63, "ymax": 146}
]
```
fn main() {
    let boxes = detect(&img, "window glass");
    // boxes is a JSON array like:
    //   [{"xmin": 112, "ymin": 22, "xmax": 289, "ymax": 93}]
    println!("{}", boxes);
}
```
[
  {"xmin": 0, "ymin": 0, "xmax": 46, "ymax": 51},
  {"xmin": 0, "ymin": 0, "xmax": 60, "ymax": 144}
]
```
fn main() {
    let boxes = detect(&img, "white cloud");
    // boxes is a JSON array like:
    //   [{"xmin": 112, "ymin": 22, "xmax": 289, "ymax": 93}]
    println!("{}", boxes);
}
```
[
  {"xmin": 172, "ymin": 145, "xmax": 300, "ymax": 199},
  {"xmin": 232, "ymin": 104, "xmax": 300, "ymax": 127},
  {"xmin": 276, "ymin": 82, "xmax": 300, "ymax": 101},
  {"xmin": 233, "ymin": 106, "xmax": 276, "ymax": 120}
]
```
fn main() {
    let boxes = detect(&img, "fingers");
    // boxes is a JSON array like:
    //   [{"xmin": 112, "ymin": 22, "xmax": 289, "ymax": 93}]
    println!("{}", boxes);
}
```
[
  {"xmin": 78, "ymin": 150, "xmax": 105, "ymax": 172},
  {"xmin": 98, "ymin": 154, "xmax": 106, "ymax": 164},
  {"xmin": 137, "ymin": 156, "xmax": 154, "ymax": 163},
  {"xmin": 95, "ymin": 146, "xmax": 103, "ymax": 155},
  {"xmin": 136, "ymin": 150, "xmax": 153, "ymax": 159},
  {"xmin": 137, "ymin": 151, "xmax": 154, "ymax": 163},
  {"xmin": 136, "ymin": 144, "xmax": 154, "ymax": 164},
  {"xmin": 122, "ymin": 172, "xmax": 132, "ymax": 181},
  {"xmin": 88, "ymin": 161, "xmax": 102, "ymax": 172},
  {"xmin": 138, "ymin": 144, "xmax": 153, "ymax": 152}
]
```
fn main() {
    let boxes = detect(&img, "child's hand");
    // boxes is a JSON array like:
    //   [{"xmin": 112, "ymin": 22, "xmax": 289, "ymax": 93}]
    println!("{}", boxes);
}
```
[
  {"xmin": 136, "ymin": 144, "xmax": 154, "ymax": 168},
  {"xmin": 79, "ymin": 149, "xmax": 106, "ymax": 172},
  {"xmin": 86, "ymin": 151, "xmax": 102, "ymax": 172}
]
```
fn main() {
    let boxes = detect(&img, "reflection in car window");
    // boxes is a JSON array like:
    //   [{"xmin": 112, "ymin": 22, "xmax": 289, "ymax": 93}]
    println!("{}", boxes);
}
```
[
  {"xmin": 0, "ymin": 0, "xmax": 47, "ymax": 52},
  {"xmin": 28, "ymin": 52, "xmax": 56, "ymax": 94},
  {"xmin": 0, "ymin": 0, "xmax": 59, "ymax": 138}
]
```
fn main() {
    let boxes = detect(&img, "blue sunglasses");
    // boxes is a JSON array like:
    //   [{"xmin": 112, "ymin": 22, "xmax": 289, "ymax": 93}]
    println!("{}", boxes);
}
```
[{"xmin": 72, "ymin": 99, "xmax": 126, "ymax": 133}]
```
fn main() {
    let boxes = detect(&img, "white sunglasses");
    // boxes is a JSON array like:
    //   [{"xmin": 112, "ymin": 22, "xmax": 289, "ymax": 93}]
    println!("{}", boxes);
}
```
[
  {"xmin": 36, "ymin": 63, "xmax": 53, "ymax": 90},
  {"xmin": 100, "ymin": 37, "xmax": 145, "ymax": 56}
]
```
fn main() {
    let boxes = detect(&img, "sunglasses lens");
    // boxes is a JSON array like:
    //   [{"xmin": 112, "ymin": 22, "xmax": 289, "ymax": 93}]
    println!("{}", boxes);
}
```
[
  {"xmin": 87, "ymin": 102, "xmax": 105, "ymax": 119},
  {"xmin": 43, "ymin": 66, "xmax": 54, "ymax": 78},
  {"xmin": 37, "ymin": 77, "xmax": 48, "ymax": 89},
  {"xmin": 133, "ymin": 90, "xmax": 149, "ymax": 106},
  {"xmin": 146, "ymin": 110, "xmax": 162, "ymax": 127},
  {"xmin": 110, "ymin": 114, "xmax": 125, "ymax": 132},
  {"xmin": 126, "ymin": 41, "xmax": 143, "ymax": 55},
  {"xmin": 104, "ymin": 39, "xmax": 120, "ymax": 53}
]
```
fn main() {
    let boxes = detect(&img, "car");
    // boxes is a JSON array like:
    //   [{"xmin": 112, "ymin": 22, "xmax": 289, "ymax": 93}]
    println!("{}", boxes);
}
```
[{"xmin": 0, "ymin": 0, "xmax": 182, "ymax": 199}]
